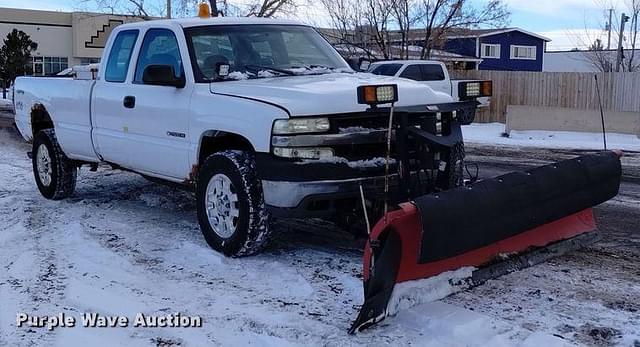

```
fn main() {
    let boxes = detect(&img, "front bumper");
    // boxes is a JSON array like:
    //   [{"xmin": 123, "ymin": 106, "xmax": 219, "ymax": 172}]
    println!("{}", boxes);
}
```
[
  {"xmin": 260, "ymin": 100, "xmax": 478, "ymax": 217},
  {"xmin": 262, "ymin": 174, "xmax": 398, "ymax": 218}
]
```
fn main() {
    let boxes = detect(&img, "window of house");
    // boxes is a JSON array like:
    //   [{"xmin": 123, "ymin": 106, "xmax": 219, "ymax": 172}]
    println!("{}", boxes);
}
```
[
  {"xmin": 134, "ymin": 29, "xmax": 182, "ymax": 83},
  {"xmin": 105, "ymin": 30, "xmax": 139, "ymax": 83},
  {"xmin": 510, "ymin": 45, "xmax": 536, "ymax": 60},
  {"xmin": 480, "ymin": 44, "xmax": 500, "ymax": 59}
]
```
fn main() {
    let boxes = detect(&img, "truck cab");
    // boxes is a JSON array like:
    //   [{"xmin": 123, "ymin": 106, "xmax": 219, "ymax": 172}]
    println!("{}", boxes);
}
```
[{"xmin": 14, "ymin": 17, "xmax": 481, "ymax": 257}]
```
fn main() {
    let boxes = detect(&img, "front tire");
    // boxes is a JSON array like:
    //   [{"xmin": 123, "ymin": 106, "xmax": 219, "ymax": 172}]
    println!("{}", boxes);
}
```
[
  {"xmin": 32, "ymin": 129, "xmax": 77, "ymax": 200},
  {"xmin": 196, "ymin": 150, "xmax": 271, "ymax": 257}
]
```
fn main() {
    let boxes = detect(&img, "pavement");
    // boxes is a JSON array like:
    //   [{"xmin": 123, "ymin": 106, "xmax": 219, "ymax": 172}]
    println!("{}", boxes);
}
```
[{"xmin": 0, "ymin": 128, "xmax": 638, "ymax": 346}]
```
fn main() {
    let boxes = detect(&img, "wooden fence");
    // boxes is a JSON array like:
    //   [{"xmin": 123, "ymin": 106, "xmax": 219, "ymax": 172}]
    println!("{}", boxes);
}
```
[{"xmin": 451, "ymin": 71, "xmax": 640, "ymax": 123}]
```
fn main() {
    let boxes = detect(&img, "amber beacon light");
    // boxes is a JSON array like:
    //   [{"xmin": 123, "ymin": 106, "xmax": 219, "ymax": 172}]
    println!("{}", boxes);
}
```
[{"xmin": 198, "ymin": 1, "xmax": 211, "ymax": 18}]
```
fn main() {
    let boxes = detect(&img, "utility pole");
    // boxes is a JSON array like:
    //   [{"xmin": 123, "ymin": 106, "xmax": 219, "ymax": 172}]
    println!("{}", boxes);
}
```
[
  {"xmin": 616, "ymin": 13, "xmax": 630, "ymax": 72},
  {"xmin": 607, "ymin": 8, "xmax": 614, "ymax": 50},
  {"xmin": 166, "ymin": 0, "xmax": 171, "ymax": 19}
]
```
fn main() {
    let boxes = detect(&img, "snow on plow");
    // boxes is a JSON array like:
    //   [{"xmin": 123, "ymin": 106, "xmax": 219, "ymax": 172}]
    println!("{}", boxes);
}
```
[{"xmin": 350, "ymin": 151, "xmax": 622, "ymax": 333}]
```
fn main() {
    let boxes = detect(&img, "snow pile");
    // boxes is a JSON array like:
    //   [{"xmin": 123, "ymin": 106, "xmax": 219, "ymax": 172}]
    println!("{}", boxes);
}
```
[
  {"xmin": 297, "ymin": 156, "xmax": 396, "ymax": 169},
  {"xmin": 226, "ymin": 71, "xmax": 250, "ymax": 80},
  {"xmin": 463, "ymin": 123, "xmax": 640, "ymax": 151},
  {"xmin": 257, "ymin": 70, "xmax": 277, "ymax": 78},
  {"xmin": 386, "ymin": 267, "xmax": 474, "ymax": 316},
  {"xmin": 338, "ymin": 126, "xmax": 383, "ymax": 134}
]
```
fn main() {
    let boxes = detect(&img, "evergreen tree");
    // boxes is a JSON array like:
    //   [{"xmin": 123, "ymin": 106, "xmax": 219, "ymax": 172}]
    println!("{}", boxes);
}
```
[{"xmin": 0, "ymin": 29, "xmax": 38, "ymax": 86}]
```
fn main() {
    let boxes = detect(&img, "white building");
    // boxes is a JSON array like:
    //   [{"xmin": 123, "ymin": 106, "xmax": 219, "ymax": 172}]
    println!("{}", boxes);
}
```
[
  {"xmin": 0, "ymin": 7, "xmax": 145, "ymax": 75},
  {"xmin": 544, "ymin": 49, "xmax": 640, "ymax": 72}
]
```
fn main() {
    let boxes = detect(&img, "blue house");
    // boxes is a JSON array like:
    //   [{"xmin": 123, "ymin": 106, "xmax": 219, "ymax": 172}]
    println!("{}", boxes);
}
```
[{"xmin": 442, "ymin": 28, "xmax": 551, "ymax": 71}]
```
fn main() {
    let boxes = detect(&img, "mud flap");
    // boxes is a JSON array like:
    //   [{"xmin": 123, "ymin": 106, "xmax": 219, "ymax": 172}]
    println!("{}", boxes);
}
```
[{"xmin": 350, "ymin": 151, "xmax": 622, "ymax": 333}]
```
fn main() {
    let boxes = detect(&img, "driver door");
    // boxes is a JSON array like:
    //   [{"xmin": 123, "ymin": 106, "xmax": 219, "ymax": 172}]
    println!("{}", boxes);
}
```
[{"xmin": 124, "ymin": 28, "xmax": 192, "ymax": 179}]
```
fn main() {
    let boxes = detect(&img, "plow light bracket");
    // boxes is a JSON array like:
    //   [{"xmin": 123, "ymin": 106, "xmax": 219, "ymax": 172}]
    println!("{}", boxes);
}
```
[{"xmin": 357, "ymin": 84, "xmax": 398, "ymax": 105}]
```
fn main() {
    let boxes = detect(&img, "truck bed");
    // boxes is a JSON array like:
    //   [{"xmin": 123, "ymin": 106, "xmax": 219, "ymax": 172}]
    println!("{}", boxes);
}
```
[{"xmin": 14, "ymin": 76, "xmax": 98, "ymax": 161}]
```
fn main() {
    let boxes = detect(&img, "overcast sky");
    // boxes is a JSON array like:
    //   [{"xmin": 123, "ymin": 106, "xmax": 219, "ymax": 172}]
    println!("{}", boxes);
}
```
[{"xmin": 0, "ymin": 0, "xmax": 633, "ymax": 51}]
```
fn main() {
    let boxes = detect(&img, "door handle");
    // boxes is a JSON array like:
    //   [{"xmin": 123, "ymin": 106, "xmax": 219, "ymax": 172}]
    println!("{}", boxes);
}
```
[{"xmin": 123, "ymin": 96, "xmax": 136, "ymax": 109}]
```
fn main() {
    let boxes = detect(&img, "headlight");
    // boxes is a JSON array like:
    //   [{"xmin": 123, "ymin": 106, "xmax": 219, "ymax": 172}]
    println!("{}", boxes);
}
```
[
  {"xmin": 273, "ymin": 118, "xmax": 330, "ymax": 135},
  {"xmin": 273, "ymin": 147, "xmax": 334, "ymax": 159}
]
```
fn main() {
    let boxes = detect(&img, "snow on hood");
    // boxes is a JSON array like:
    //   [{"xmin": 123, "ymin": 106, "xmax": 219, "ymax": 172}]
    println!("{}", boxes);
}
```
[{"xmin": 209, "ymin": 72, "xmax": 453, "ymax": 116}]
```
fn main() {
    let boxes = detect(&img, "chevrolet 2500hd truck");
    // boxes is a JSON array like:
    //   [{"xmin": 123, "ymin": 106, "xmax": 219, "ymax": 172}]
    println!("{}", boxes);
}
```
[{"xmin": 14, "ymin": 17, "xmax": 483, "ymax": 257}]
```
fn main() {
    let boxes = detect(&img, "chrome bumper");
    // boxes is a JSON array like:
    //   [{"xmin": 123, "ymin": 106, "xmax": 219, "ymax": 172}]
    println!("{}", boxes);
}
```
[{"xmin": 262, "ymin": 175, "xmax": 393, "ymax": 208}]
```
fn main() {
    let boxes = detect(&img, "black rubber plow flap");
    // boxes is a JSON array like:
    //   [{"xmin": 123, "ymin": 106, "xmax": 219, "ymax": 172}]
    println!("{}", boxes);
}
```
[
  {"xmin": 414, "ymin": 151, "xmax": 621, "ymax": 263},
  {"xmin": 350, "ymin": 151, "xmax": 622, "ymax": 333}
]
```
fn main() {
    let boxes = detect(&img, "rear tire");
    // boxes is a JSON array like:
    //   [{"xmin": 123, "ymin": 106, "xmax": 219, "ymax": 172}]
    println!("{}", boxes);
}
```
[
  {"xmin": 196, "ymin": 150, "xmax": 271, "ymax": 257},
  {"xmin": 32, "ymin": 129, "xmax": 77, "ymax": 200}
]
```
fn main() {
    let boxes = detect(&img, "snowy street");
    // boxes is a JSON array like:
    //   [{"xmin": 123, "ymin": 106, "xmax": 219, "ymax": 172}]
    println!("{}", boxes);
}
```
[{"xmin": 1, "ymin": 125, "xmax": 639, "ymax": 346}]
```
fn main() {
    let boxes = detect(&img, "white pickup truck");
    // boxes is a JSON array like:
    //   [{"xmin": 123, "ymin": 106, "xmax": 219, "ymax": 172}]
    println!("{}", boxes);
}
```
[
  {"xmin": 368, "ymin": 60, "xmax": 492, "ymax": 107},
  {"xmin": 14, "ymin": 17, "xmax": 483, "ymax": 257}
]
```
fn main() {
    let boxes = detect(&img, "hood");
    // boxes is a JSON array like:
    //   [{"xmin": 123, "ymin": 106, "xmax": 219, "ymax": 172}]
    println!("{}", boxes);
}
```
[{"xmin": 208, "ymin": 73, "xmax": 453, "ymax": 116}]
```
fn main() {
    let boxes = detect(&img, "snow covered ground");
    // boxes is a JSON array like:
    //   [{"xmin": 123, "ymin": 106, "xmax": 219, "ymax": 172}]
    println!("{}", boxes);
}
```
[
  {"xmin": 1, "ymin": 127, "xmax": 638, "ymax": 346},
  {"xmin": 463, "ymin": 123, "xmax": 640, "ymax": 152}
]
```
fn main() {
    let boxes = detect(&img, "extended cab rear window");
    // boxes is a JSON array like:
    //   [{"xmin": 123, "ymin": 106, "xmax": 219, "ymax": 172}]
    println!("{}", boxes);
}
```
[
  {"xmin": 400, "ymin": 64, "xmax": 446, "ymax": 81},
  {"xmin": 369, "ymin": 64, "xmax": 402, "ymax": 76},
  {"xmin": 105, "ymin": 30, "xmax": 139, "ymax": 83}
]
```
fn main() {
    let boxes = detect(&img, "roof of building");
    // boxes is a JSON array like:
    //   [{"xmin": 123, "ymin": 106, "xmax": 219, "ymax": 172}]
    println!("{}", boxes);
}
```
[{"xmin": 446, "ymin": 28, "xmax": 551, "ymax": 42}]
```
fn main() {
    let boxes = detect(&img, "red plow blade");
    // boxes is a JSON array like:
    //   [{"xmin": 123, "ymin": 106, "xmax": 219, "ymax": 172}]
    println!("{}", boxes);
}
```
[{"xmin": 350, "ymin": 151, "xmax": 622, "ymax": 333}]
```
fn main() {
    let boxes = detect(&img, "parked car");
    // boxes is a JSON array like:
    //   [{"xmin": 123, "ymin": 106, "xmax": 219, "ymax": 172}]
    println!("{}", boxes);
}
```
[
  {"xmin": 14, "ymin": 17, "xmax": 486, "ymax": 257},
  {"xmin": 368, "ymin": 60, "xmax": 492, "ymax": 107}
]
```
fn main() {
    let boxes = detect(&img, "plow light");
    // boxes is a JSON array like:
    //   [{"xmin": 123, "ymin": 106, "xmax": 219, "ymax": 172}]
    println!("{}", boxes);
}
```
[
  {"xmin": 273, "ymin": 147, "xmax": 334, "ymax": 159},
  {"xmin": 357, "ymin": 85, "xmax": 398, "ymax": 105},
  {"xmin": 459, "ymin": 81, "xmax": 492, "ymax": 99},
  {"xmin": 273, "ymin": 118, "xmax": 330, "ymax": 135}
]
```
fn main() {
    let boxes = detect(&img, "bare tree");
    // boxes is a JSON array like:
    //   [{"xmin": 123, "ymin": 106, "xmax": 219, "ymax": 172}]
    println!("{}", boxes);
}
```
[
  {"xmin": 589, "ymin": 0, "xmax": 640, "ymax": 72},
  {"xmin": 586, "ymin": 39, "xmax": 614, "ymax": 72},
  {"xmin": 319, "ymin": 0, "xmax": 509, "ymax": 60},
  {"xmin": 418, "ymin": 0, "xmax": 509, "ymax": 59},
  {"xmin": 81, "ymin": 0, "xmax": 293, "ymax": 18},
  {"xmin": 79, "ymin": 0, "xmax": 159, "ymax": 17}
]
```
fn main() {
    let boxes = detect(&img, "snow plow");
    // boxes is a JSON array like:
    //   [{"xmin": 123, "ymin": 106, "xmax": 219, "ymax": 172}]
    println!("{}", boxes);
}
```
[{"xmin": 349, "ymin": 86, "xmax": 623, "ymax": 333}]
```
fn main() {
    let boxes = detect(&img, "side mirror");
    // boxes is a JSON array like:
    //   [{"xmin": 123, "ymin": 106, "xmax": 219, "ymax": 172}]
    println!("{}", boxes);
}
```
[
  {"xmin": 359, "ymin": 60, "xmax": 371, "ymax": 71},
  {"xmin": 142, "ymin": 64, "xmax": 185, "ymax": 88}
]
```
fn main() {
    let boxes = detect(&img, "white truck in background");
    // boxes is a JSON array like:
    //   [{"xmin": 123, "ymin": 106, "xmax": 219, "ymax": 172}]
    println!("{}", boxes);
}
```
[
  {"xmin": 368, "ymin": 60, "xmax": 492, "ymax": 108},
  {"xmin": 14, "ymin": 17, "xmax": 485, "ymax": 257}
]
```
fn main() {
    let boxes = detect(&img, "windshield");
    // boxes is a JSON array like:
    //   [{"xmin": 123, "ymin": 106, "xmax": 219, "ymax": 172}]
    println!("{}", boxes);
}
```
[{"xmin": 184, "ymin": 25, "xmax": 352, "ymax": 82}]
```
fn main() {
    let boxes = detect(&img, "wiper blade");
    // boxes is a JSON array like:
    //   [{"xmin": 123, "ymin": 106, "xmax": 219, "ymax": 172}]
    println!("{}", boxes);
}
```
[{"xmin": 244, "ymin": 65, "xmax": 295, "ymax": 76}]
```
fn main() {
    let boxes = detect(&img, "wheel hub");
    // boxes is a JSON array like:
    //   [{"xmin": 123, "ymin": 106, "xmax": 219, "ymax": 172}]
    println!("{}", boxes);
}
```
[
  {"xmin": 36, "ymin": 144, "xmax": 52, "ymax": 186},
  {"xmin": 205, "ymin": 174, "xmax": 240, "ymax": 238}
]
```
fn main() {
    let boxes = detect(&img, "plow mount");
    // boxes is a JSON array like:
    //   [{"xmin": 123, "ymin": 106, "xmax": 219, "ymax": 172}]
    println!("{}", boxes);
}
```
[{"xmin": 350, "ymin": 151, "xmax": 622, "ymax": 333}]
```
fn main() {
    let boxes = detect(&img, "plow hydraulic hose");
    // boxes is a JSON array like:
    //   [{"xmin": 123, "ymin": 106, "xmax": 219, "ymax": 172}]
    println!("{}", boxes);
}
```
[{"xmin": 350, "ymin": 151, "xmax": 622, "ymax": 333}]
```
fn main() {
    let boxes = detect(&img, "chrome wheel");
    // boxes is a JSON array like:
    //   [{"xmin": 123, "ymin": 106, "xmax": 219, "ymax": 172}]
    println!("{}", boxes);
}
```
[
  {"xmin": 36, "ymin": 144, "xmax": 52, "ymax": 186},
  {"xmin": 205, "ymin": 174, "xmax": 240, "ymax": 238}
]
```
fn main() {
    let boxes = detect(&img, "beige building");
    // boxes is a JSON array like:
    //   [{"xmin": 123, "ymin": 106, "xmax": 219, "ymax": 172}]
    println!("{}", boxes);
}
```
[{"xmin": 0, "ymin": 7, "xmax": 145, "ymax": 75}]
